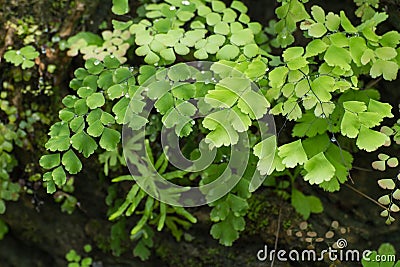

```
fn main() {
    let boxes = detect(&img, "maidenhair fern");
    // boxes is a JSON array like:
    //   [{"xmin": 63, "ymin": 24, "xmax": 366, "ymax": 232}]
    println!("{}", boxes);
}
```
[{"xmin": 37, "ymin": 0, "xmax": 400, "ymax": 259}]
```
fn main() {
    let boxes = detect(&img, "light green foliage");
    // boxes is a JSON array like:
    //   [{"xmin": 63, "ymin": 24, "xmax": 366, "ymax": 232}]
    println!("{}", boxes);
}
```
[
  {"xmin": 65, "ymin": 246, "xmax": 93, "ymax": 267},
  {"xmin": 210, "ymin": 194, "xmax": 248, "ymax": 246},
  {"xmin": 4, "ymin": 45, "xmax": 39, "ymax": 69},
  {"xmin": 112, "ymin": 0, "xmax": 129, "ymax": 15},
  {"xmin": 291, "ymin": 189, "xmax": 323, "ymax": 219},
  {"xmin": 39, "ymin": 0, "xmax": 400, "ymax": 258},
  {"xmin": 67, "ymin": 30, "xmax": 132, "ymax": 63},
  {"xmin": 0, "ymin": 92, "xmax": 32, "ymax": 216},
  {"xmin": 267, "ymin": 2, "xmax": 397, "ymax": 193},
  {"xmin": 354, "ymin": 0, "xmax": 380, "ymax": 21},
  {"xmin": 371, "ymin": 122, "xmax": 400, "ymax": 225},
  {"xmin": 270, "ymin": 0, "xmax": 310, "ymax": 48},
  {"xmin": 361, "ymin": 243, "xmax": 400, "ymax": 267}
]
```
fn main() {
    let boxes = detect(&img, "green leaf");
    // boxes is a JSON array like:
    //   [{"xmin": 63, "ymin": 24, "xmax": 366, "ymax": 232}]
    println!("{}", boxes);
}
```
[
  {"xmin": 198, "ymin": 5, "xmax": 212, "ymax": 17},
  {"xmin": 146, "ymin": 81, "xmax": 170, "ymax": 100},
  {"xmin": 86, "ymin": 93, "xmax": 105, "ymax": 109},
  {"xmin": 329, "ymin": 33, "xmax": 348, "ymax": 47},
  {"xmin": 340, "ymin": 11, "xmax": 357, "ymax": 33},
  {"xmin": 324, "ymin": 144, "xmax": 352, "ymax": 187},
  {"xmin": 356, "ymin": 126, "xmax": 388, "ymax": 152},
  {"xmin": 39, "ymin": 154, "xmax": 61, "ymax": 169},
  {"xmin": 245, "ymin": 60, "xmax": 267, "ymax": 78},
  {"xmin": 97, "ymin": 71, "xmax": 113, "ymax": 90},
  {"xmin": 292, "ymin": 112, "xmax": 329, "ymax": 137},
  {"xmin": 52, "ymin": 166, "xmax": 66, "ymax": 187},
  {"xmin": 230, "ymin": 29, "xmax": 254, "ymax": 46},
  {"xmin": 85, "ymin": 58, "xmax": 104, "ymax": 74},
  {"xmin": 112, "ymin": 98, "xmax": 129, "ymax": 124},
  {"xmin": 113, "ymin": 67, "xmax": 132, "ymax": 84},
  {"xmin": 77, "ymin": 86, "xmax": 95, "ymax": 98},
  {"xmin": 104, "ymin": 55, "xmax": 121, "ymax": 69},
  {"xmin": 45, "ymin": 123, "xmax": 71, "ymax": 152},
  {"xmin": 0, "ymin": 200, "xmax": 5, "ymax": 214},
  {"xmin": 324, "ymin": 45, "xmax": 351, "ymax": 69},
  {"xmin": 83, "ymin": 244, "xmax": 92, "ymax": 253},
  {"xmin": 0, "ymin": 218, "xmax": 8, "ymax": 238},
  {"xmin": 237, "ymin": 90, "xmax": 269, "ymax": 119},
  {"xmin": 107, "ymin": 84, "xmax": 126, "ymax": 100},
  {"xmin": 69, "ymin": 116, "xmax": 85, "ymax": 132},
  {"xmin": 222, "ymin": 9, "xmax": 237, "ymax": 23},
  {"xmin": 375, "ymin": 47, "xmax": 397, "ymax": 60},
  {"xmin": 127, "ymin": 113, "xmax": 148, "ymax": 130},
  {"xmin": 343, "ymin": 100, "xmax": 367, "ymax": 113},
  {"xmin": 82, "ymin": 75, "xmax": 98, "ymax": 91},
  {"xmin": 358, "ymin": 112, "xmax": 383, "ymax": 128},
  {"xmin": 253, "ymin": 136, "xmax": 277, "ymax": 176},
  {"xmin": 361, "ymin": 49, "xmax": 375, "ymax": 65},
  {"xmin": 203, "ymin": 123, "xmax": 239, "ymax": 148},
  {"xmin": 325, "ymin": 12, "xmax": 340, "ymax": 31},
  {"xmin": 101, "ymin": 112, "xmax": 116, "ymax": 124},
  {"xmin": 204, "ymin": 88, "xmax": 238, "ymax": 108},
  {"xmin": 87, "ymin": 109, "xmax": 102, "ymax": 125},
  {"xmin": 71, "ymin": 132, "xmax": 98, "ymax": 157},
  {"xmin": 287, "ymin": 57, "xmax": 307, "ymax": 70},
  {"xmin": 311, "ymin": 76, "xmax": 334, "ymax": 102},
  {"xmin": 62, "ymin": 95, "xmax": 78, "ymax": 108},
  {"xmin": 174, "ymin": 43, "xmax": 190, "ymax": 55},
  {"xmin": 20, "ymin": 45, "xmax": 40, "ymax": 59},
  {"xmin": 278, "ymin": 140, "xmax": 308, "ymax": 168},
  {"xmin": 380, "ymin": 31, "xmax": 400, "ymax": 47},
  {"xmin": 243, "ymin": 44, "xmax": 259, "ymax": 58},
  {"xmin": 311, "ymin": 6, "xmax": 325, "ymax": 23},
  {"xmin": 305, "ymin": 39, "xmax": 328, "ymax": 57},
  {"xmin": 62, "ymin": 149, "xmax": 82, "ymax": 174},
  {"xmin": 282, "ymin": 97, "xmax": 302, "ymax": 120},
  {"xmin": 341, "ymin": 111, "xmax": 360, "ymax": 138},
  {"xmin": 67, "ymin": 32, "xmax": 103, "ymax": 47},
  {"xmin": 134, "ymin": 241, "xmax": 151, "ymax": 261},
  {"xmin": 214, "ymin": 22, "xmax": 230, "ymax": 35},
  {"xmin": 370, "ymin": 59, "xmax": 399, "ymax": 81},
  {"xmin": 194, "ymin": 48, "xmax": 208, "ymax": 59},
  {"xmin": 46, "ymin": 179, "xmax": 56, "ymax": 194},
  {"xmin": 210, "ymin": 213, "xmax": 245, "ymax": 246},
  {"xmin": 144, "ymin": 51, "xmax": 160, "ymax": 65},
  {"xmin": 308, "ymin": 23, "xmax": 327, "ymax": 38},
  {"xmin": 206, "ymin": 12, "xmax": 221, "ymax": 26},
  {"xmin": 87, "ymin": 120, "xmax": 104, "ymax": 137},
  {"xmin": 171, "ymin": 83, "xmax": 196, "ymax": 100},
  {"xmin": 349, "ymin": 37, "xmax": 368, "ymax": 66},
  {"xmin": 368, "ymin": 99, "xmax": 393, "ymax": 118},
  {"xmin": 155, "ymin": 93, "xmax": 174, "ymax": 114},
  {"xmin": 268, "ymin": 66, "xmax": 289, "ymax": 88},
  {"xmin": 81, "ymin": 258, "xmax": 93, "ymax": 266},
  {"xmin": 291, "ymin": 189, "xmax": 323, "ymax": 219},
  {"xmin": 168, "ymin": 63, "xmax": 191, "ymax": 81},
  {"xmin": 112, "ymin": 0, "xmax": 129, "ymax": 15},
  {"xmin": 4, "ymin": 50, "xmax": 23, "ymax": 66},
  {"xmin": 100, "ymin": 128, "xmax": 121, "ymax": 151},
  {"xmin": 304, "ymin": 152, "xmax": 335, "ymax": 185},
  {"xmin": 160, "ymin": 48, "xmax": 176, "ymax": 62},
  {"xmin": 22, "ymin": 60, "xmax": 35, "ymax": 69},
  {"xmin": 231, "ymin": 1, "xmax": 248, "ymax": 13},
  {"xmin": 216, "ymin": 44, "xmax": 240, "ymax": 60},
  {"xmin": 177, "ymin": 10, "xmax": 195, "ymax": 22}
]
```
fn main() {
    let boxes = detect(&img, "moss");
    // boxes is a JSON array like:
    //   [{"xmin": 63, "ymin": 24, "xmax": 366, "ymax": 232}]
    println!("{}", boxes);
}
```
[{"xmin": 245, "ymin": 192, "xmax": 273, "ymax": 236}]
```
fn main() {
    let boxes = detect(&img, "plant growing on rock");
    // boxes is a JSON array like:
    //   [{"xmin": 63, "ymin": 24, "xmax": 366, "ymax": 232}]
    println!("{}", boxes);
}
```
[{"xmin": 36, "ymin": 0, "xmax": 400, "ymax": 260}]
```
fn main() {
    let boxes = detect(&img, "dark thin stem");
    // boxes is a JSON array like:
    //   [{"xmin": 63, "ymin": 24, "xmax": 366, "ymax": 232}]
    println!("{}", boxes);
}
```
[
  {"xmin": 270, "ymin": 206, "xmax": 282, "ymax": 267},
  {"xmin": 344, "ymin": 183, "xmax": 388, "ymax": 210}
]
